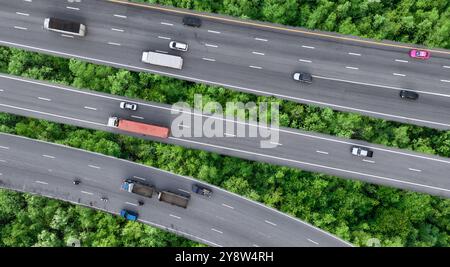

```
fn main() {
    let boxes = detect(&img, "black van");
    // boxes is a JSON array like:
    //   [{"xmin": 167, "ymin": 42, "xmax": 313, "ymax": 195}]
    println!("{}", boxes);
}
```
[{"xmin": 183, "ymin": 16, "xmax": 202, "ymax": 27}]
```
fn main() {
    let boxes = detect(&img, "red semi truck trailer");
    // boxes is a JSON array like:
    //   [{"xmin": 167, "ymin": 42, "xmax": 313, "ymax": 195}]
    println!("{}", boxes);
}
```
[{"xmin": 107, "ymin": 117, "xmax": 169, "ymax": 138}]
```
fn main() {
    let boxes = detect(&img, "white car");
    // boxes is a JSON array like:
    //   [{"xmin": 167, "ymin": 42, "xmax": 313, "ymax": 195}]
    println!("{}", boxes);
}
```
[
  {"xmin": 351, "ymin": 146, "xmax": 373, "ymax": 157},
  {"xmin": 119, "ymin": 101, "xmax": 138, "ymax": 111},
  {"xmin": 169, "ymin": 41, "xmax": 188, "ymax": 52}
]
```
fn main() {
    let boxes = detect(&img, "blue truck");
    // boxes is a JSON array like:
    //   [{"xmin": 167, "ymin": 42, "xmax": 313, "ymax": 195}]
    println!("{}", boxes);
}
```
[{"xmin": 120, "ymin": 209, "xmax": 138, "ymax": 221}]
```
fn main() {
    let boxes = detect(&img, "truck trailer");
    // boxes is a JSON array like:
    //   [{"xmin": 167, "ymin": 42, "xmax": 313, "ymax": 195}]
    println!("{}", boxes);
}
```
[
  {"xmin": 141, "ymin": 51, "xmax": 183, "ymax": 69},
  {"xmin": 107, "ymin": 117, "xmax": 169, "ymax": 138},
  {"xmin": 158, "ymin": 191, "xmax": 189, "ymax": 209},
  {"xmin": 44, "ymin": 17, "xmax": 86, "ymax": 36},
  {"xmin": 121, "ymin": 179, "xmax": 154, "ymax": 198}
]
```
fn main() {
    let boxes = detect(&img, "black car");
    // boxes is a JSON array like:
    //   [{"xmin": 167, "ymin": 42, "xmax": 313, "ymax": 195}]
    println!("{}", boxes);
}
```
[
  {"xmin": 192, "ymin": 184, "xmax": 212, "ymax": 198},
  {"xmin": 399, "ymin": 90, "xmax": 419, "ymax": 100},
  {"xmin": 293, "ymin": 72, "xmax": 313, "ymax": 84},
  {"xmin": 183, "ymin": 16, "xmax": 202, "ymax": 27}
]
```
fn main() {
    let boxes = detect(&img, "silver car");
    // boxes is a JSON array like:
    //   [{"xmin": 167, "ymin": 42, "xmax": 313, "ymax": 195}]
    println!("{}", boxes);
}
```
[
  {"xmin": 119, "ymin": 101, "xmax": 138, "ymax": 111},
  {"xmin": 169, "ymin": 41, "xmax": 188, "ymax": 52}
]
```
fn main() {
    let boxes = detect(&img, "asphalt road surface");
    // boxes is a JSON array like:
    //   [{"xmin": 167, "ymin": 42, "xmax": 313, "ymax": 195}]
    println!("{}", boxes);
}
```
[
  {"xmin": 0, "ymin": 132, "xmax": 352, "ymax": 247},
  {"xmin": 0, "ymin": 0, "xmax": 449, "ymax": 129},
  {"xmin": 1, "ymin": 74, "xmax": 449, "ymax": 198}
]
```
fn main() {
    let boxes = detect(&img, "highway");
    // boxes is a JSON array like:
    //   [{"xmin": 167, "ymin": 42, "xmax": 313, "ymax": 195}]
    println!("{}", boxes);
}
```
[
  {"xmin": 0, "ymin": 132, "xmax": 351, "ymax": 247},
  {"xmin": 1, "ymin": 74, "xmax": 449, "ymax": 198},
  {"xmin": 0, "ymin": 0, "xmax": 449, "ymax": 129}
]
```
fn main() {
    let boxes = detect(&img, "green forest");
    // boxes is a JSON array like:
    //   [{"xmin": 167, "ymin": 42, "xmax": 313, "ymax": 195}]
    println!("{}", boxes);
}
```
[
  {"xmin": 136, "ymin": 0, "xmax": 450, "ymax": 49},
  {"xmin": 0, "ymin": 0, "xmax": 449, "ymax": 247}
]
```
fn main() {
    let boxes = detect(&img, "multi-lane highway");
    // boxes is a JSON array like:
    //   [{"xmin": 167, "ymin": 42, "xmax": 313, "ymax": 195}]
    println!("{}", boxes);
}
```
[
  {"xmin": 0, "ymin": 132, "xmax": 351, "ymax": 247},
  {"xmin": 1, "ymin": 74, "xmax": 449, "ymax": 198},
  {"xmin": 0, "ymin": 0, "xmax": 449, "ymax": 129}
]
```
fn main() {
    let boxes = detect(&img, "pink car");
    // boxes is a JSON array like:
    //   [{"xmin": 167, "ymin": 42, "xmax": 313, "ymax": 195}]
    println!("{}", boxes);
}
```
[{"xmin": 409, "ymin": 49, "xmax": 430, "ymax": 59}]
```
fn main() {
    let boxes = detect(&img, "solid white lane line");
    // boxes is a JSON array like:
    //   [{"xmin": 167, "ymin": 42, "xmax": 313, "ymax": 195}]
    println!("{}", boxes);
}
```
[
  {"xmin": 299, "ymin": 59, "xmax": 312, "ymax": 63},
  {"xmin": 138, "ymin": 219, "xmax": 222, "ymax": 247},
  {"xmin": 0, "ymin": 102, "xmax": 105, "ymax": 127},
  {"xmin": 207, "ymin": 30, "xmax": 221, "ymax": 34},
  {"xmin": 131, "ymin": 115, "xmax": 144, "ymax": 120},
  {"xmin": 3, "ymin": 41, "xmax": 448, "ymax": 127},
  {"xmin": 441, "ymin": 80, "xmax": 450, "ymax": 83},
  {"xmin": 249, "ymin": 65, "xmax": 262, "ymax": 69},
  {"xmin": 14, "ymin": 26, "xmax": 27, "ymax": 30},
  {"xmin": 169, "ymin": 214, "xmax": 181, "ymax": 219},
  {"xmin": 178, "ymin": 189, "xmax": 190, "ymax": 194},
  {"xmin": 157, "ymin": 36, "xmax": 171, "ymax": 40},
  {"xmin": 265, "ymin": 220, "xmax": 277, "ymax": 226},
  {"xmin": 393, "ymin": 73, "xmax": 406, "ymax": 77},
  {"xmin": 170, "ymin": 137, "xmax": 450, "ymax": 193},
  {"xmin": 16, "ymin": 12, "xmax": 30, "ymax": 16},
  {"xmin": 113, "ymin": 14, "xmax": 127, "ymax": 19},
  {"xmin": 252, "ymin": 51, "xmax": 265, "ymax": 56},
  {"xmin": 125, "ymin": 202, "xmax": 138, "ymax": 206},
  {"xmin": 88, "ymin": 164, "xmax": 101, "ymax": 169},
  {"xmin": 211, "ymin": 228, "xmax": 223, "ymax": 234},
  {"xmin": 37, "ymin": 97, "xmax": 51, "ymax": 101},
  {"xmin": 84, "ymin": 106, "xmax": 97, "ymax": 111},
  {"xmin": 155, "ymin": 50, "xmax": 168, "ymax": 54},
  {"xmin": 0, "ymin": 146, "xmax": 9, "ymax": 150},
  {"xmin": 316, "ymin": 150, "xmax": 329, "ymax": 155},
  {"xmin": 408, "ymin": 168, "xmax": 422, "ymax": 172},
  {"xmin": 443, "ymin": 66, "xmax": 450, "ymax": 69},
  {"xmin": 395, "ymin": 59, "xmax": 408, "ymax": 63},
  {"xmin": 205, "ymin": 43, "xmax": 218, "ymax": 48},
  {"xmin": 42, "ymin": 154, "xmax": 55, "ymax": 159},
  {"xmin": 307, "ymin": 238, "xmax": 319, "ymax": 245},
  {"xmin": 107, "ymin": 42, "xmax": 121, "ymax": 46},
  {"xmin": 362, "ymin": 159, "xmax": 375, "ymax": 163},
  {"xmin": 111, "ymin": 28, "xmax": 124, "ymax": 32},
  {"xmin": 202, "ymin": 58, "xmax": 216, "ymax": 62},
  {"xmin": 81, "ymin": 191, "xmax": 93, "ymax": 195},
  {"xmin": 132, "ymin": 176, "xmax": 146, "ymax": 181},
  {"xmin": 35, "ymin": 181, "xmax": 48, "ymax": 185},
  {"xmin": 348, "ymin": 52, "xmax": 361, "ymax": 56},
  {"xmin": 314, "ymin": 75, "xmax": 450, "ymax": 99},
  {"xmin": 345, "ymin": 66, "xmax": 359, "ymax": 70},
  {"xmin": 254, "ymin": 38, "xmax": 268, "ymax": 42},
  {"xmin": 66, "ymin": 6, "xmax": 80, "ymax": 10},
  {"xmin": 222, "ymin": 203, "xmax": 234, "ymax": 209},
  {"xmin": 61, "ymin": 34, "xmax": 74, "ymax": 38},
  {"xmin": 302, "ymin": 45, "xmax": 315, "ymax": 49}
]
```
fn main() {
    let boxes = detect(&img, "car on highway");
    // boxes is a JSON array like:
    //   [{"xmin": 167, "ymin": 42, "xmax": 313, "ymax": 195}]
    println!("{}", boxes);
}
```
[
  {"xmin": 351, "ymin": 146, "xmax": 373, "ymax": 157},
  {"xmin": 169, "ymin": 41, "xmax": 189, "ymax": 52},
  {"xmin": 192, "ymin": 184, "xmax": 213, "ymax": 198},
  {"xmin": 183, "ymin": 16, "xmax": 202, "ymax": 27},
  {"xmin": 399, "ymin": 90, "xmax": 419, "ymax": 100},
  {"xmin": 120, "ymin": 209, "xmax": 138, "ymax": 221},
  {"xmin": 409, "ymin": 49, "xmax": 430, "ymax": 59},
  {"xmin": 119, "ymin": 101, "xmax": 138, "ymax": 111},
  {"xmin": 293, "ymin": 72, "xmax": 313, "ymax": 84}
]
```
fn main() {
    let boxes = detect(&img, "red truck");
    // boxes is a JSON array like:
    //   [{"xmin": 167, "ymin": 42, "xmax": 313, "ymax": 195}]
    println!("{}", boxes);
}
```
[{"xmin": 107, "ymin": 117, "xmax": 169, "ymax": 138}]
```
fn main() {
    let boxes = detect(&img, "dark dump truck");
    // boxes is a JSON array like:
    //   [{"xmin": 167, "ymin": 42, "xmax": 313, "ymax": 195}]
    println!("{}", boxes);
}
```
[
  {"xmin": 121, "ymin": 179, "xmax": 154, "ymax": 198},
  {"xmin": 43, "ymin": 17, "xmax": 86, "ymax": 36},
  {"xmin": 157, "ymin": 191, "xmax": 189, "ymax": 209}
]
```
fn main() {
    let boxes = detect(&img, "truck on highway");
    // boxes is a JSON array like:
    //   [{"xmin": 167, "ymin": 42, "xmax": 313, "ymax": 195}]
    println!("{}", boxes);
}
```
[
  {"xmin": 158, "ymin": 191, "xmax": 190, "ymax": 209},
  {"xmin": 141, "ymin": 51, "xmax": 183, "ymax": 69},
  {"xmin": 120, "ymin": 209, "xmax": 138, "ymax": 221},
  {"xmin": 121, "ymin": 179, "xmax": 154, "ymax": 198},
  {"xmin": 107, "ymin": 117, "xmax": 169, "ymax": 138},
  {"xmin": 44, "ymin": 17, "xmax": 86, "ymax": 37}
]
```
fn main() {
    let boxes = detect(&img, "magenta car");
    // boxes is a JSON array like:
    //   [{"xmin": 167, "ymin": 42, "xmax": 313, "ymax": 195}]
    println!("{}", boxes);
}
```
[{"xmin": 409, "ymin": 49, "xmax": 430, "ymax": 59}]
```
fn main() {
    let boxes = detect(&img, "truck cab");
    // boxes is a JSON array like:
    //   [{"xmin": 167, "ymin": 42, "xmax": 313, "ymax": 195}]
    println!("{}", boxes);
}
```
[{"xmin": 120, "ymin": 209, "xmax": 138, "ymax": 221}]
